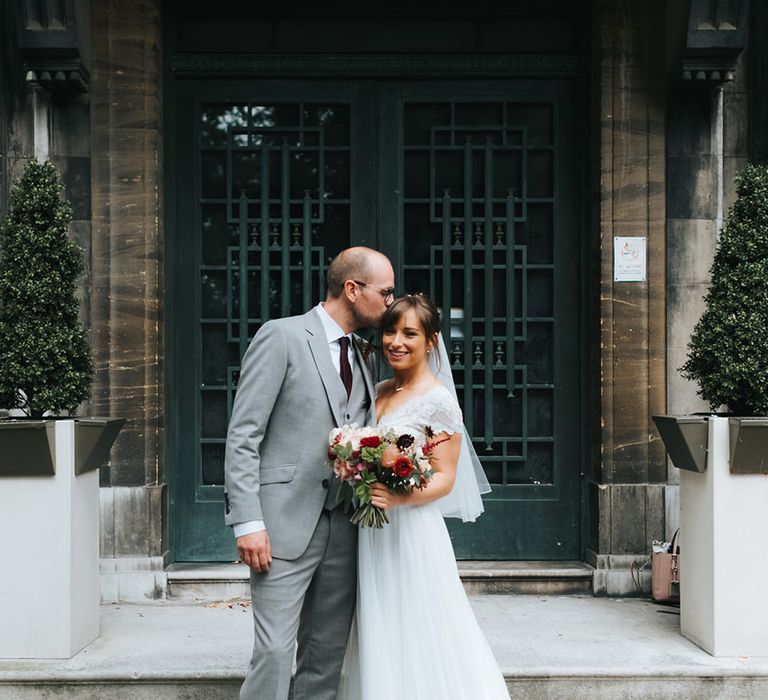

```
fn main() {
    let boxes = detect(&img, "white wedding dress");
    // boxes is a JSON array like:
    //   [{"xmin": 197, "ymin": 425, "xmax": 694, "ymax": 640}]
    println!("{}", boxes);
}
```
[{"xmin": 338, "ymin": 384, "xmax": 510, "ymax": 700}]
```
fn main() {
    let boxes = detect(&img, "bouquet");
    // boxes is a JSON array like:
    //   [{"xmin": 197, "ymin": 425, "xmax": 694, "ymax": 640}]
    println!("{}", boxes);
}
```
[{"xmin": 328, "ymin": 424, "xmax": 435, "ymax": 527}]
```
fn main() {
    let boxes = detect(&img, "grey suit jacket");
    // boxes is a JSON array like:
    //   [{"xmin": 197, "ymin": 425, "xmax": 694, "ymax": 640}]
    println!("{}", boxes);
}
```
[{"xmin": 224, "ymin": 308, "xmax": 375, "ymax": 560}]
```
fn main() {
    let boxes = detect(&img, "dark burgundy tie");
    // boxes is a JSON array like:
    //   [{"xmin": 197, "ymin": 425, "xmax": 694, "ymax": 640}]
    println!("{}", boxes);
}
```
[{"xmin": 338, "ymin": 336, "xmax": 353, "ymax": 398}]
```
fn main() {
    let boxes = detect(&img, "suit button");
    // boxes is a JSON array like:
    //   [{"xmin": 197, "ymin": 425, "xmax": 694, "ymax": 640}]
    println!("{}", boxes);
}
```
[
  {"xmin": 346, "ymin": 414, "xmax": 351, "ymax": 419},
  {"xmin": 322, "ymin": 479, "xmax": 330, "ymax": 489}
]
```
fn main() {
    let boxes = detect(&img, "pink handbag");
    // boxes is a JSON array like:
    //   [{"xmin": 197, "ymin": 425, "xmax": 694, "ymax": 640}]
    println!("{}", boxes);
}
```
[{"xmin": 651, "ymin": 529, "xmax": 680, "ymax": 603}]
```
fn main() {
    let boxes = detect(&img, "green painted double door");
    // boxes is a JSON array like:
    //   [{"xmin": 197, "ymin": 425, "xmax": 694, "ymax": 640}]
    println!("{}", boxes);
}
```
[{"xmin": 169, "ymin": 78, "xmax": 583, "ymax": 562}]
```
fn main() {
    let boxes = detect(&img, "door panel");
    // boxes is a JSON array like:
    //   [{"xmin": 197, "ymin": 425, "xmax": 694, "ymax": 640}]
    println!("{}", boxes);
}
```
[
  {"xmin": 387, "ymin": 81, "xmax": 581, "ymax": 558},
  {"xmin": 171, "ymin": 81, "xmax": 358, "ymax": 560},
  {"xmin": 168, "ymin": 79, "xmax": 582, "ymax": 561}
]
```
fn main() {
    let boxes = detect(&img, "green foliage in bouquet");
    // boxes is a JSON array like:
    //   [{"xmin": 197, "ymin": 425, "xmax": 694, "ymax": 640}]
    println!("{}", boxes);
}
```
[
  {"xmin": 680, "ymin": 164, "xmax": 768, "ymax": 415},
  {"xmin": 0, "ymin": 159, "xmax": 94, "ymax": 418}
]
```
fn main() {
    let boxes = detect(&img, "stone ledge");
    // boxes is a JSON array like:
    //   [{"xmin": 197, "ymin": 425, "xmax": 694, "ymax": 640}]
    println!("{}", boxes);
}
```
[
  {"xmin": 457, "ymin": 560, "xmax": 594, "ymax": 577},
  {"xmin": 166, "ymin": 560, "xmax": 595, "ymax": 580},
  {"xmin": 166, "ymin": 561, "xmax": 595, "ymax": 600}
]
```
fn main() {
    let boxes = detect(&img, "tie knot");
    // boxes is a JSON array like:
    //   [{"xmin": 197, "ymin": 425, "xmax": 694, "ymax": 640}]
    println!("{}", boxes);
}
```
[{"xmin": 339, "ymin": 336, "xmax": 350, "ymax": 350}]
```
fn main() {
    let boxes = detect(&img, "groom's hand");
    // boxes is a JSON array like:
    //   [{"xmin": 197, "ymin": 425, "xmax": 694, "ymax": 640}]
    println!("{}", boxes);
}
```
[{"xmin": 237, "ymin": 531, "xmax": 272, "ymax": 573}]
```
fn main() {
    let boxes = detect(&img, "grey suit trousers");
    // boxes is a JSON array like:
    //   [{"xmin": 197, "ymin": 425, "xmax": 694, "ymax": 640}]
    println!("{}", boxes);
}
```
[{"xmin": 240, "ymin": 507, "xmax": 357, "ymax": 700}]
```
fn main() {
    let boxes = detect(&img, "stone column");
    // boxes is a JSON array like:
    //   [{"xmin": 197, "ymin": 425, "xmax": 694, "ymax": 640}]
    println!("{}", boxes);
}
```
[
  {"xmin": 91, "ymin": 0, "xmax": 166, "ymax": 600},
  {"xmin": 588, "ymin": 0, "xmax": 668, "ymax": 594}
]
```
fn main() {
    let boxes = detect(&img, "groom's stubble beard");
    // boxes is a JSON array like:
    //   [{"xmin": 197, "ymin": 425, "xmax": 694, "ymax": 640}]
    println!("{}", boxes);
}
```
[{"xmin": 350, "ymin": 303, "xmax": 386, "ymax": 332}]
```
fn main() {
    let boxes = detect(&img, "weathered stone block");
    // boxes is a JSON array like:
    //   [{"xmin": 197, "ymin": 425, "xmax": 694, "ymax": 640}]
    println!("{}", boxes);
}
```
[
  {"xmin": 588, "ymin": 481, "xmax": 612, "ymax": 552},
  {"xmin": 724, "ymin": 91, "xmax": 749, "ymax": 157},
  {"xmin": 667, "ymin": 155, "xmax": 717, "ymax": 220},
  {"xmin": 50, "ymin": 95, "xmax": 91, "ymax": 157},
  {"xmin": 611, "ymin": 157, "xmax": 654, "ymax": 222},
  {"xmin": 666, "ymin": 344, "xmax": 710, "ymax": 416},
  {"xmin": 610, "ymin": 484, "xmax": 647, "ymax": 553},
  {"xmin": 666, "ymin": 91, "xmax": 712, "ymax": 156},
  {"xmin": 100, "ymin": 485, "xmax": 115, "ymax": 558},
  {"xmin": 666, "ymin": 282, "xmax": 709, "ymax": 350},
  {"xmin": 664, "ymin": 484, "xmax": 680, "ymax": 538},
  {"xmin": 645, "ymin": 484, "xmax": 665, "ymax": 542},
  {"xmin": 724, "ymin": 156, "xmax": 749, "ymax": 212},
  {"xmin": 53, "ymin": 155, "xmax": 91, "ymax": 221},
  {"xmin": 114, "ymin": 486, "xmax": 151, "ymax": 557},
  {"xmin": 666, "ymin": 219, "xmax": 717, "ymax": 285}
]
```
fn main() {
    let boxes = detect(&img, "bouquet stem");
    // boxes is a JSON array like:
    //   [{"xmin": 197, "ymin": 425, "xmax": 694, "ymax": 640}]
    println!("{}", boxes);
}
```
[{"xmin": 350, "ymin": 503, "xmax": 390, "ymax": 528}]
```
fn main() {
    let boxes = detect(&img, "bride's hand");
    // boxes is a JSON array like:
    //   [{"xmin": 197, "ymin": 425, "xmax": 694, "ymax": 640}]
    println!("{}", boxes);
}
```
[{"xmin": 370, "ymin": 483, "xmax": 403, "ymax": 510}]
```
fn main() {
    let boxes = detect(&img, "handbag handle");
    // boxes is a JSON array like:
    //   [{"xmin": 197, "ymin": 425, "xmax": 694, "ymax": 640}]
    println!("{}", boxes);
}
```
[{"xmin": 670, "ymin": 528, "xmax": 680, "ymax": 554}]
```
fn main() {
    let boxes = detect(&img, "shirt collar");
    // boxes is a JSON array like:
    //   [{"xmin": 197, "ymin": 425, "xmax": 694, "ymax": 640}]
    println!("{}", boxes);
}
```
[{"xmin": 315, "ymin": 303, "xmax": 350, "ymax": 344}]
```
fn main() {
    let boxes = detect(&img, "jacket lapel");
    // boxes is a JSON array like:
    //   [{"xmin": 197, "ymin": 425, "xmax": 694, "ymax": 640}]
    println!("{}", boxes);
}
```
[
  {"xmin": 305, "ymin": 310, "xmax": 344, "ymax": 427},
  {"xmin": 352, "ymin": 335, "xmax": 376, "ymax": 405}
]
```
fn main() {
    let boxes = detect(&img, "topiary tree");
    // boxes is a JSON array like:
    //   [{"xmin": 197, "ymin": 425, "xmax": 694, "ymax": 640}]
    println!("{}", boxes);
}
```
[
  {"xmin": 680, "ymin": 164, "xmax": 768, "ymax": 415},
  {"xmin": 0, "ymin": 159, "xmax": 94, "ymax": 418}
]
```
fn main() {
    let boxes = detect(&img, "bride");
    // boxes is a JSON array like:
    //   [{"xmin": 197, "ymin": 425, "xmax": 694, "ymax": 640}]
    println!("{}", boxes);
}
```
[{"xmin": 338, "ymin": 294, "xmax": 510, "ymax": 700}]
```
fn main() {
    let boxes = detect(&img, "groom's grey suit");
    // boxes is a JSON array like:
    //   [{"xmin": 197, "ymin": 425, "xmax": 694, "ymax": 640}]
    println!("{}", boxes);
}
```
[{"xmin": 225, "ymin": 307, "xmax": 374, "ymax": 700}]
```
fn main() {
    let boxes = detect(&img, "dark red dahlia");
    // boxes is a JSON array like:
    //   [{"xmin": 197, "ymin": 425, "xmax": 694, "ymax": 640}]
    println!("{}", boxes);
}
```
[
  {"xmin": 392, "ymin": 456, "xmax": 412, "ymax": 478},
  {"xmin": 396, "ymin": 433, "xmax": 415, "ymax": 450},
  {"xmin": 360, "ymin": 436, "xmax": 382, "ymax": 448}
]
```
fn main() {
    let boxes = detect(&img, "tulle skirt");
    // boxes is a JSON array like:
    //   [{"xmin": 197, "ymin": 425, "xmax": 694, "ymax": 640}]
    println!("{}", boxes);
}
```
[{"xmin": 338, "ymin": 502, "xmax": 509, "ymax": 699}]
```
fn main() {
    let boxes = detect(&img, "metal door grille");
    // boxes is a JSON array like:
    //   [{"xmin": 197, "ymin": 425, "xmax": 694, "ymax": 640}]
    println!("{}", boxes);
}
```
[
  {"xmin": 402, "ymin": 101, "xmax": 556, "ymax": 487},
  {"xmin": 197, "ymin": 102, "xmax": 351, "ymax": 485}
]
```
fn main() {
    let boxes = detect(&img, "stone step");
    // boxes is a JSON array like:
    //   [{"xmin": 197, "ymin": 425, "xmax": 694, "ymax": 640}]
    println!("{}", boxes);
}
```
[
  {"xmin": 166, "ymin": 561, "xmax": 594, "ymax": 601},
  {"xmin": 4, "ymin": 675, "xmax": 768, "ymax": 699},
  {"xmin": 458, "ymin": 560, "xmax": 594, "ymax": 595},
  {"xmin": 2, "ymin": 598, "xmax": 767, "ymax": 700}
]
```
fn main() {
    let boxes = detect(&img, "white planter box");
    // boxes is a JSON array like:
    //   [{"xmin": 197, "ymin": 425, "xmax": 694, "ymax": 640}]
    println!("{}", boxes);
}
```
[
  {"xmin": 0, "ymin": 420, "xmax": 100, "ymax": 658},
  {"xmin": 680, "ymin": 416, "xmax": 768, "ymax": 656}
]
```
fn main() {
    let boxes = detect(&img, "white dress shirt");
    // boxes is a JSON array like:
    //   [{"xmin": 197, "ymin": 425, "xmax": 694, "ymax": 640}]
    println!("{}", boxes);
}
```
[{"xmin": 233, "ymin": 304, "xmax": 353, "ymax": 539}]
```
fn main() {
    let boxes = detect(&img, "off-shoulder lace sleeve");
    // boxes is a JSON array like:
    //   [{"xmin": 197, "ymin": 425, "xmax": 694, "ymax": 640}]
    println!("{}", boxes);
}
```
[{"xmin": 420, "ymin": 387, "xmax": 464, "ymax": 435}]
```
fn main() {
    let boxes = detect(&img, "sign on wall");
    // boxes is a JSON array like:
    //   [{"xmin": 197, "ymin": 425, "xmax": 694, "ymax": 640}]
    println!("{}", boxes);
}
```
[{"xmin": 614, "ymin": 236, "xmax": 647, "ymax": 282}]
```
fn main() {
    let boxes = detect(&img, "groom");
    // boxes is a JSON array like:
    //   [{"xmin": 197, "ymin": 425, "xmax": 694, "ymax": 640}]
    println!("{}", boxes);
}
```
[{"xmin": 224, "ymin": 247, "xmax": 395, "ymax": 700}]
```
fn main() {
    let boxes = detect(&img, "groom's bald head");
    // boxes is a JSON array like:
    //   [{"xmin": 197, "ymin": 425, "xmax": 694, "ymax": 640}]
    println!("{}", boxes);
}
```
[{"xmin": 326, "ymin": 247, "xmax": 389, "ymax": 298}]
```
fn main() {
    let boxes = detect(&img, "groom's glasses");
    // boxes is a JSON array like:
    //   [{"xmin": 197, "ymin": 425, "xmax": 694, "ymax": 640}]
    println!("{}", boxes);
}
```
[{"xmin": 353, "ymin": 280, "xmax": 396, "ymax": 302}]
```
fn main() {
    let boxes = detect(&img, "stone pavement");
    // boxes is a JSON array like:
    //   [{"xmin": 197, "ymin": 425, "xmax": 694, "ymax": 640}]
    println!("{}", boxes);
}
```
[{"xmin": 1, "ymin": 595, "xmax": 768, "ymax": 698}]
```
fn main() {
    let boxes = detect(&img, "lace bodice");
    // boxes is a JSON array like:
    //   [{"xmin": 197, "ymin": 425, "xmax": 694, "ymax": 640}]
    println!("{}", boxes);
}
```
[{"xmin": 375, "ymin": 384, "xmax": 463, "ymax": 442}]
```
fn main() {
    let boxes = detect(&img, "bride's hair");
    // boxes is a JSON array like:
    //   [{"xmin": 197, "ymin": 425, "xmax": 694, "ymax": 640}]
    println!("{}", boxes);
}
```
[{"xmin": 381, "ymin": 294, "xmax": 441, "ymax": 360}]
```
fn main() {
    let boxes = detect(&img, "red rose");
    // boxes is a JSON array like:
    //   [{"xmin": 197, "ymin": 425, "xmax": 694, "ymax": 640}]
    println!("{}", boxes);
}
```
[
  {"xmin": 392, "ymin": 456, "xmax": 412, "ymax": 478},
  {"xmin": 360, "ymin": 436, "xmax": 382, "ymax": 449}
]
